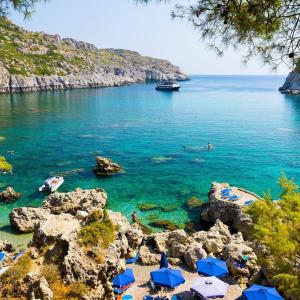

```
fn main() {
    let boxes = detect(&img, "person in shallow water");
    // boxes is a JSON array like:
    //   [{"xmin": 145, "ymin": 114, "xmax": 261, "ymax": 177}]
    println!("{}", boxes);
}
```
[
  {"xmin": 131, "ymin": 211, "xmax": 137, "ymax": 223},
  {"xmin": 207, "ymin": 142, "xmax": 212, "ymax": 151}
]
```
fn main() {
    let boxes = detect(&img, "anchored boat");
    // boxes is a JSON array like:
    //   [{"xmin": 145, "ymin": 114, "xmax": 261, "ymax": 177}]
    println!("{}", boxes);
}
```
[
  {"xmin": 39, "ymin": 176, "xmax": 64, "ymax": 192},
  {"xmin": 155, "ymin": 80, "xmax": 180, "ymax": 91}
]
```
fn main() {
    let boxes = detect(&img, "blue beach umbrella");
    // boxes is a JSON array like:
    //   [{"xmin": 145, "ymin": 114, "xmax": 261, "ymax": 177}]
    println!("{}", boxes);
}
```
[
  {"xmin": 196, "ymin": 257, "xmax": 229, "ymax": 277},
  {"xmin": 243, "ymin": 284, "xmax": 284, "ymax": 300},
  {"xmin": 160, "ymin": 252, "xmax": 169, "ymax": 269},
  {"xmin": 150, "ymin": 267, "xmax": 185, "ymax": 288},
  {"xmin": 113, "ymin": 269, "xmax": 135, "ymax": 288}
]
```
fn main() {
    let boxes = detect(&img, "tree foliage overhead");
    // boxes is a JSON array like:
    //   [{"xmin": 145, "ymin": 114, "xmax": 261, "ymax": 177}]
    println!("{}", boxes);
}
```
[
  {"xmin": 0, "ymin": 0, "xmax": 42, "ymax": 18},
  {"xmin": 139, "ymin": 0, "xmax": 300, "ymax": 69},
  {"xmin": 246, "ymin": 175, "xmax": 300, "ymax": 299}
]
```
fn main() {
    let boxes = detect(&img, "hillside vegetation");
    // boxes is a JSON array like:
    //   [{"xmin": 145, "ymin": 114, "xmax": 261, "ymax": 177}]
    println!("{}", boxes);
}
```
[{"xmin": 0, "ymin": 17, "xmax": 181, "ymax": 77}]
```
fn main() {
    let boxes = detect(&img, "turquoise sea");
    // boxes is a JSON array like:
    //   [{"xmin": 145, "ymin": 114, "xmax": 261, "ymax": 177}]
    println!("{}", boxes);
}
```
[{"xmin": 1, "ymin": 75, "xmax": 300, "ymax": 242}]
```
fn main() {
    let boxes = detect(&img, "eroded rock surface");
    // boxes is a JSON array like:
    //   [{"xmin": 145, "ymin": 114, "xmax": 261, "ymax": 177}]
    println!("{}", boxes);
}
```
[
  {"xmin": 0, "ymin": 187, "xmax": 21, "ymax": 203},
  {"xmin": 93, "ymin": 156, "xmax": 122, "ymax": 176}
]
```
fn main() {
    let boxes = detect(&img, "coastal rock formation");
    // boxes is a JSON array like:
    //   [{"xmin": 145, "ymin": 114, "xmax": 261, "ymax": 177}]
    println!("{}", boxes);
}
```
[
  {"xmin": 93, "ymin": 156, "xmax": 122, "ymax": 176},
  {"xmin": 42, "ymin": 188, "xmax": 107, "ymax": 214},
  {"xmin": 5, "ymin": 187, "xmax": 145, "ymax": 300},
  {"xmin": 279, "ymin": 71, "xmax": 300, "ymax": 95},
  {"xmin": 10, "ymin": 188, "xmax": 107, "ymax": 233},
  {"xmin": 9, "ymin": 207, "xmax": 51, "ymax": 233},
  {"xmin": 0, "ymin": 187, "xmax": 21, "ymax": 203},
  {"xmin": 0, "ymin": 240, "xmax": 13, "ymax": 252},
  {"xmin": 201, "ymin": 182, "xmax": 255, "ymax": 239},
  {"xmin": 0, "ymin": 18, "xmax": 188, "ymax": 94}
]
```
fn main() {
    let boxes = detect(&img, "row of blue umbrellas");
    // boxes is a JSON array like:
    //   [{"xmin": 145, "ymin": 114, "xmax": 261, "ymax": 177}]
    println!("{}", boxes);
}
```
[{"xmin": 112, "ymin": 253, "xmax": 283, "ymax": 299}]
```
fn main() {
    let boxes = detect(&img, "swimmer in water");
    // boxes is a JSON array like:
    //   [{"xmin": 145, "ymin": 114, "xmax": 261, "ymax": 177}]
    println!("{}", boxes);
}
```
[{"xmin": 207, "ymin": 142, "xmax": 212, "ymax": 151}]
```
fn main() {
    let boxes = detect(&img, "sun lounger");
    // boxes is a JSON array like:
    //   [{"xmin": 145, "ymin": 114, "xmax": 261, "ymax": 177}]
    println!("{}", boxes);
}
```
[
  {"xmin": 125, "ymin": 254, "xmax": 140, "ymax": 264},
  {"xmin": 228, "ymin": 195, "xmax": 239, "ymax": 201},
  {"xmin": 221, "ymin": 188, "xmax": 231, "ymax": 193},
  {"xmin": 244, "ymin": 200, "xmax": 254, "ymax": 206}
]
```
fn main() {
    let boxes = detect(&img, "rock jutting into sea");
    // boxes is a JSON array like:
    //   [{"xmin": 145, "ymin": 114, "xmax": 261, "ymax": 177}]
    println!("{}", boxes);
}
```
[
  {"xmin": 93, "ymin": 156, "xmax": 123, "ymax": 176},
  {"xmin": 0, "ymin": 18, "xmax": 188, "ymax": 94},
  {"xmin": 279, "ymin": 70, "xmax": 300, "ymax": 95},
  {"xmin": 200, "ymin": 182, "xmax": 260, "ymax": 239},
  {"xmin": 0, "ymin": 187, "xmax": 21, "ymax": 203}
]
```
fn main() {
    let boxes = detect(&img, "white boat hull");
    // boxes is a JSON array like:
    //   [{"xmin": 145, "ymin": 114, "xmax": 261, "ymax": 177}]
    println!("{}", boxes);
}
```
[{"xmin": 39, "ymin": 177, "xmax": 64, "ymax": 193}]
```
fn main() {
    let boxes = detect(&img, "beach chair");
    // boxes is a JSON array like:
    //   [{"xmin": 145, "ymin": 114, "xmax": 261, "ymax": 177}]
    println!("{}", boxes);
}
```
[
  {"xmin": 244, "ymin": 200, "xmax": 254, "ymax": 206},
  {"xmin": 125, "ymin": 253, "xmax": 140, "ymax": 264},
  {"xmin": 228, "ymin": 195, "xmax": 239, "ymax": 201}
]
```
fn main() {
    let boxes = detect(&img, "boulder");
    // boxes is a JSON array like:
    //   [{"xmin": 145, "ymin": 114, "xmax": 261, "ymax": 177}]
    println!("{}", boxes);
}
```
[
  {"xmin": 42, "ymin": 188, "xmax": 107, "ymax": 215},
  {"xmin": 140, "ymin": 245, "xmax": 160, "ymax": 265},
  {"xmin": 0, "ymin": 187, "xmax": 21, "ymax": 203},
  {"xmin": 153, "ymin": 231, "xmax": 170, "ymax": 253},
  {"xmin": 170, "ymin": 241, "xmax": 186, "ymax": 258},
  {"xmin": 222, "ymin": 232, "xmax": 258, "ymax": 277},
  {"xmin": 184, "ymin": 242, "xmax": 207, "ymax": 270},
  {"xmin": 28, "ymin": 277, "xmax": 53, "ymax": 300},
  {"xmin": 32, "ymin": 213, "xmax": 81, "ymax": 247},
  {"xmin": 93, "ymin": 156, "xmax": 122, "ymax": 176},
  {"xmin": 9, "ymin": 207, "xmax": 51, "ymax": 233},
  {"xmin": 204, "ymin": 220, "xmax": 231, "ymax": 254},
  {"xmin": 190, "ymin": 231, "xmax": 208, "ymax": 244},
  {"xmin": 0, "ymin": 240, "xmax": 13, "ymax": 252}
]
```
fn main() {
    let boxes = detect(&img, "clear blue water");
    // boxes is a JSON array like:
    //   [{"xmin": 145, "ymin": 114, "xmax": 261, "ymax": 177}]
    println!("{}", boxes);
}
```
[{"xmin": 1, "ymin": 75, "xmax": 300, "ymax": 241}]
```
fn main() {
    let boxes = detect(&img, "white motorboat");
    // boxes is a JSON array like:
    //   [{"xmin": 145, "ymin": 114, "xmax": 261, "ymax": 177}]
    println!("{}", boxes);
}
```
[
  {"xmin": 39, "ymin": 176, "xmax": 64, "ymax": 192},
  {"xmin": 156, "ymin": 80, "xmax": 180, "ymax": 91}
]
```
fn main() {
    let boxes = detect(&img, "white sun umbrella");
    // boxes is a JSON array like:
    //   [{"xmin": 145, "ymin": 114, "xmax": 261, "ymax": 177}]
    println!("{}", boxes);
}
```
[{"xmin": 190, "ymin": 276, "xmax": 229, "ymax": 299}]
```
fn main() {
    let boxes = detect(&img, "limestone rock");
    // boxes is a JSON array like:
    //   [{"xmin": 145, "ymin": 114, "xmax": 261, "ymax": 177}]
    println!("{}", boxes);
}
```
[
  {"xmin": 42, "ymin": 188, "xmax": 107, "ymax": 215},
  {"xmin": 201, "ymin": 182, "xmax": 255, "ymax": 239},
  {"xmin": 0, "ymin": 65, "xmax": 10, "ymax": 93},
  {"xmin": 204, "ymin": 220, "xmax": 231, "ymax": 254},
  {"xmin": 184, "ymin": 242, "xmax": 207, "ymax": 270},
  {"xmin": 33, "ymin": 213, "xmax": 81, "ymax": 246},
  {"xmin": 170, "ymin": 241, "xmax": 186, "ymax": 258},
  {"xmin": 0, "ymin": 240, "xmax": 13, "ymax": 252},
  {"xmin": 9, "ymin": 207, "xmax": 51, "ymax": 233},
  {"xmin": 222, "ymin": 232, "xmax": 258, "ymax": 277},
  {"xmin": 153, "ymin": 231, "xmax": 170, "ymax": 253},
  {"xmin": 0, "ymin": 187, "xmax": 21, "ymax": 203},
  {"xmin": 140, "ymin": 245, "xmax": 160, "ymax": 265},
  {"xmin": 93, "ymin": 156, "xmax": 122, "ymax": 176},
  {"xmin": 28, "ymin": 277, "xmax": 53, "ymax": 300},
  {"xmin": 279, "ymin": 71, "xmax": 300, "ymax": 94}
]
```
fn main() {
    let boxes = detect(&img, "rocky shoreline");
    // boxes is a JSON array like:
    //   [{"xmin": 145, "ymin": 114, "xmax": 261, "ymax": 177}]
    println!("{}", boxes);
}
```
[
  {"xmin": 0, "ymin": 182, "xmax": 266, "ymax": 300},
  {"xmin": 0, "ymin": 18, "xmax": 188, "ymax": 94},
  {"xmin": 0, "ymin": 65, "xmax": 188, "ymax": 94}
]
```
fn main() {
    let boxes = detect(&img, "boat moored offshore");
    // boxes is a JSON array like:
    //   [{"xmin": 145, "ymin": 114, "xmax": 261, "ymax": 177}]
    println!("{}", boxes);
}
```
[
  {"xmin": 39, "ymin": 176, "xmax": 64, "ymax": 192},
  {"xmin": 155, "ymin": 80, "xmax": 180, "ymax": 91}
]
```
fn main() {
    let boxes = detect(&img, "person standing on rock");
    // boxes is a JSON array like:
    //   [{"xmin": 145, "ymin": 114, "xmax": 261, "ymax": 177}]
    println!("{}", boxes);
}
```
[{"xmin": 131, "ymin": 211, "xmax": 137, "ymax": 223}]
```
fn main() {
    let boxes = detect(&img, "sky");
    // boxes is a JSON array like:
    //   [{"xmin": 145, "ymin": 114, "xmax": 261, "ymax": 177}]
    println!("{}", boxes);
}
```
[{"xmin": 10, "ymin": 0, "xmax": 289, "ymax": 75}]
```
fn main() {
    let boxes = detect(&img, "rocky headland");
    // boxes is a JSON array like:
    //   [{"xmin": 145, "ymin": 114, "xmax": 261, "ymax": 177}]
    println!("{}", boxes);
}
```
[
  {"xmin": 0, "ymin": 18, "xmax": 188, "ymax": 94},
  {"xmin": 0, "ymin": 182, "xmax": 265, "ymax": 300},
  {"xmin": 279, "ymin": 70, "xmax": 300, "ymax": 95}
]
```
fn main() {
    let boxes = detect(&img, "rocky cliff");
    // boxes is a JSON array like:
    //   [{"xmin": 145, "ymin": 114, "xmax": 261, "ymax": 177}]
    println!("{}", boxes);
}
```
[
  {"xmin": 279, "ymin": 70, "xmax": 300, "ymax": 95},
  {"xmin": 0, "ymin": 18, "xmax": 188, "ymax": 93}
]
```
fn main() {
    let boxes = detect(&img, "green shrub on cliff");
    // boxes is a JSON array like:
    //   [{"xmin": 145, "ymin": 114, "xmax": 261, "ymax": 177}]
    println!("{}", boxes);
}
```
[
  {"xmin": 246, "ymin": 175, "xmax": 300, "ymax": 299},
  {"xmin": 77, "ymin": 210, "xmax": 116, "ymax": 249}
]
